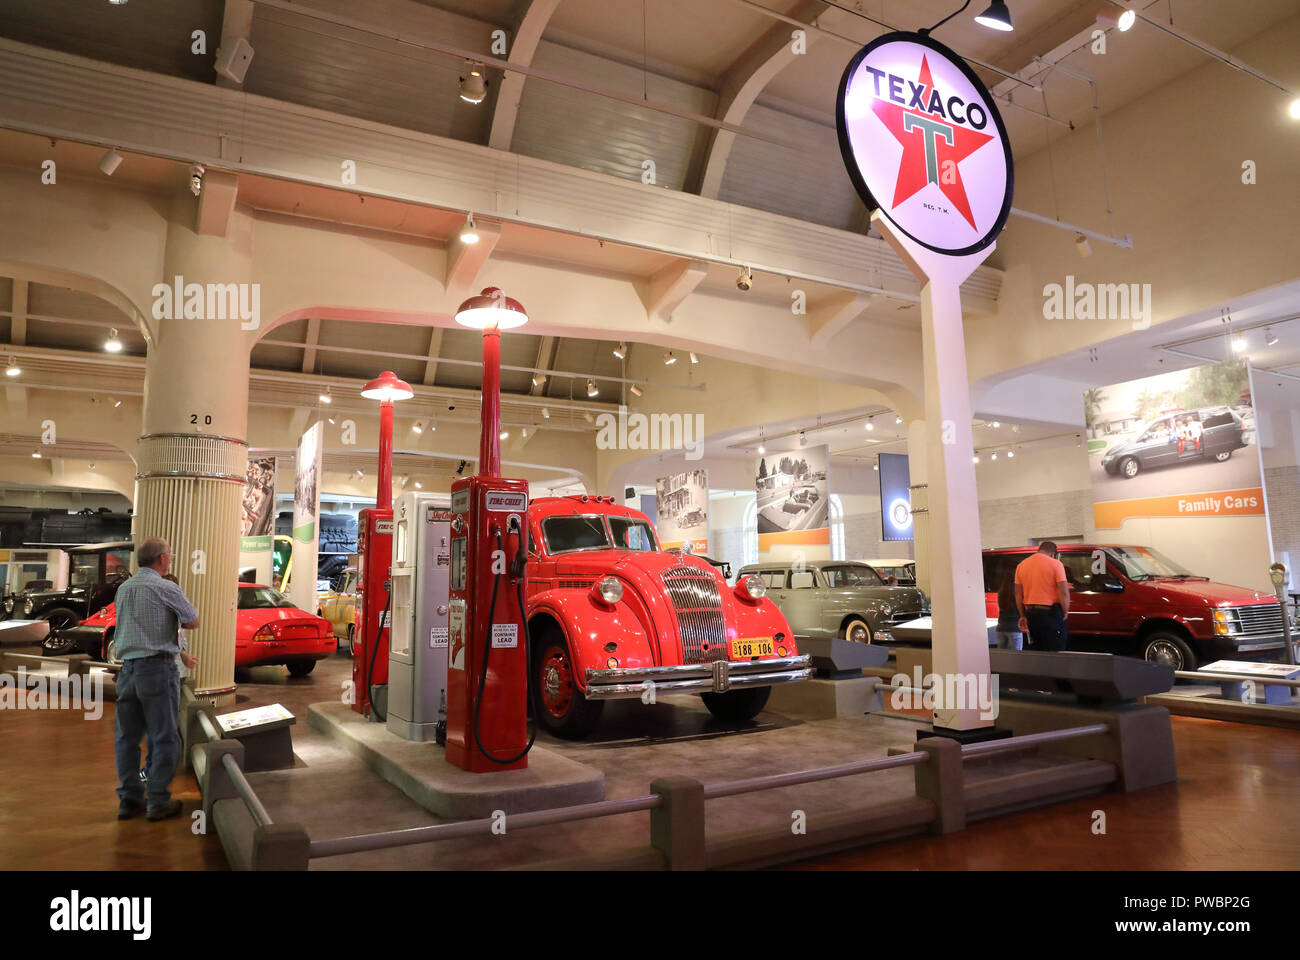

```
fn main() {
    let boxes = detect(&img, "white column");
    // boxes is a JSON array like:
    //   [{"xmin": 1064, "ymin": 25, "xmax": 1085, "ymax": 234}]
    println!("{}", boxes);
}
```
[
  {"xmin": 875, "ymin": 212, "xmax": 991, "ymax": 732},
  {"xmin": 907, "ymin": 419, "xmax": 931, "ymax": 599}
]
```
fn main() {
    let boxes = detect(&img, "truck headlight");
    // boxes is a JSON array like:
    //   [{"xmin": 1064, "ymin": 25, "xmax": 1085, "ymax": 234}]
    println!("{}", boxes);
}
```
[
  {"xmin": 738, "ymin": 575, "xmax": 766, "ymax": 600},
  {"xmin": 593, "ymin": 576, "xmax": 623, "ymax": 605},
  {"xmin": 3, "ymin": 598, "xmax": 11, "ymax": 613}
]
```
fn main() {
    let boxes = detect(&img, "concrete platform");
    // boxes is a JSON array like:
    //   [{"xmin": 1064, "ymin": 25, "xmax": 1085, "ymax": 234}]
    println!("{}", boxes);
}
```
[
  {"xmin": 308, "ymin": 701, "xmax": 606, "ymax": 819},
  {"xmin": 767, "ymin": 675, "xmax": 885, "ymax": 720}
]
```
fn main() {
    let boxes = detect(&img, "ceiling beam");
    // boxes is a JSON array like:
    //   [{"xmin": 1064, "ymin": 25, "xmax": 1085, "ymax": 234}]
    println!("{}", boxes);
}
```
[
  {"xmin": 195, "ymin": 169, "xmax": 240, "ymax": 236},
  {"xmin": 637, "ymin": 259, "xmax": 710, "ymax": 324},
  {"xmin": 696, "ymin": 0, "xmax": 830, "ymax": 199},
  {"xmin": 422, "ymin": 327, "xmax": 443, "ymax": 385},
  {"xmin": 487, "ymin": 0, "xmax": 562, "ymax": 152},
  {"xmin": 444, "ymin": 217, "xmax": 502, "ymax": 297},
  {"xmin": 805, "ymin": 291, "xmax": 873, "ymax": 348},
  {"xmin": 301, "ymin": 317, "xmax": 320, "ymax": 374},
  {"xmin": 9, "ymin": 278, "xmax": 27, "ymax": 345}
]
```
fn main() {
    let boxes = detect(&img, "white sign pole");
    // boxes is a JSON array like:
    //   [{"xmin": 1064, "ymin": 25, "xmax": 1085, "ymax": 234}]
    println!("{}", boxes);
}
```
[{"xmin": 874, "ymin": 209, "xmax": 993, "ymax": 732}]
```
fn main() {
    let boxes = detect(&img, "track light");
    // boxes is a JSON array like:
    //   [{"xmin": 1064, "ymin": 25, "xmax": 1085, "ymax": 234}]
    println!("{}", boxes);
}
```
[
  {"xmin": 32, "ymin": 449, "xmax": 41, "ymax": 459},
  {"xmin": 319, "ymin": 388, "xmax": 331, "ymax": 404},
  {"xmin": 328, "ymin": 417, "xmax": 335, "ymax": 425},
  {"xmin": 108, "ymin": 0, "xmax": 128, "ymax": 5},
  {"xmin": 664, "ymin": 351, "xmax": 677, "ymax": 366},
  {"xmin": 613, "ymin": 342, "xmax": 626, "ymax": 360},
  {"xmin": 114, "ymin": 399, "xmax": 122, "ymax": 408},
  {"xmin": 1097, "ymin": 8, "xmax": 1136, "ymax": 31},
  {"xmin": 1007, "ymin": 450, "xmax": 1015, "ymax": 458},
  {"xmin": 991, "ymin": 452, "xmax": 998, "ymax": 461},
  {"xmin": 104, "ymin": 328, "xmax": 123, "ymax": 352},
  {"xmin": 629, "ymin": 384, "xmax": 643, "ymax": 397},
  {"xmin": 992, "ymin": 421, "xmax": 1001, "ymax": 428},
  {"xmin": 98, "ymin": 148, "xmax": 123, "ymax": 176},
  {"xmin": 412, "ymin": 421, "xmax": 423, "ymax": 434},
  {"xmin": 757, "ymin": 444, "xmax": 765, "ymax": 455},
  {"xmin": 895, "ymin": 415, "xmax": 903, "ymax": 425},
  {"xmin": 1075, "ymin": 232, "xmax": 1092, "ymax": 257},
  {"xmin": 1231, "ymin": 336, "xmax": 1247, "ymax": 353},
  {"xmin": 459, "ymin": 63, "xmax": 488, "ymax": 103},
  {"xmin": 798, "ymin": 431, "xmax": 807, "ymax": 447},
  {"xmin": 459, "ymin": 213, "xmax": 479, "ymax": 245},
  {"xmin": 5, "ymin": 357, "xmax": 21, "ymax": 377},
  {"xmin": 873, "ymin": 460, "xmax": 879, "ymax": 471},
  {"xmin": 865, "ymin": 419, "xmax": 874, "ymax": 431},
  {"xmin": 974, "ymin": 0, "xmax": 1013, "ymax": 31},
  {"xmin": 499, "ymin": 430, "xmax": 509, "ymax": 440},
  {"xmin": 1266, "ymin": 329, "xmax": 1279, "ymax": 346},
  {"xmin": 521, "ymin": 427, "xmax": 528, "ymax": 438},
  {"xmin": 414, "ymin": 481, "xmax": 422, "ymax": 489},
  {"xmin": 583, "ymin": 411, "xmax": 594, "ymax": 424},
  {"xmin": 189, "ymin": 163, "xmax": 205, "ymax": 197},
  {"xmin": 1290, "ymin": 99, "xmax": 1300, "ymax": 120},
  {"xmin": 586, "ymin": 379, "xmax": 598, "ymax": 397},
  {"xmin": 736, "ymin": 266, "xmax": 753, "ymax": 291},
  {"xmin": 541, "ymin": 407, "xmax": 550, "ymax": 419},
  {"xmin": 689, "ymin": 352, "xmax": 699, "ymax": 364},
  {"xmin": 531, "ymin": 374, "xmax": 546, "ymax": 387},
  {"xmin": 972, "ymin": 455, "xmax": 980, "ymax": 463}
]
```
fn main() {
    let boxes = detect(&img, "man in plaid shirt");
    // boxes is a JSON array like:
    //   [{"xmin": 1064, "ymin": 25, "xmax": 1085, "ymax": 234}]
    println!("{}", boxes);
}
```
[{"xmin": 113, "ymin": 537, "xmax": 200, "ymax": 821}]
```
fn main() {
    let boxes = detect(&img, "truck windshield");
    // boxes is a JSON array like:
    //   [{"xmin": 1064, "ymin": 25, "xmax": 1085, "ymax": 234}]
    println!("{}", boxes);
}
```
[
  {"xmin": 542, "ymin": 516, "xmax": 610, "ymax": 553},
  {"xmin": 1106, "ymin": 546, "xmax": 1200, "ymax": 580},
  {"xmin": 609, "ymin": 517, "xmax": 657, "ymax": 551}
]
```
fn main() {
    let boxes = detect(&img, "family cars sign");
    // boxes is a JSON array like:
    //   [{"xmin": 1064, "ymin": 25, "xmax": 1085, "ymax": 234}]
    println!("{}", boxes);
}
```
[{"xmin": 837, "ymin": 32, "xmax": 1013, "ymax": 256}]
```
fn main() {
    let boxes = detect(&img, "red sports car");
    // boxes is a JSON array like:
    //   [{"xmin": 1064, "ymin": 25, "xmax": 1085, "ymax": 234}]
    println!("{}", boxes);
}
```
[{"xmin": 47, "ymin": 583, "xmax": 335, "ymax": 677}]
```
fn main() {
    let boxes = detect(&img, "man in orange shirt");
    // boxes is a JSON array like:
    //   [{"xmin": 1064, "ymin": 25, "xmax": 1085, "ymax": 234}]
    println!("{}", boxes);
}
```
[{"xmin": 1014, "ymin": 541, "xmax": 1070, "ymax": 651}]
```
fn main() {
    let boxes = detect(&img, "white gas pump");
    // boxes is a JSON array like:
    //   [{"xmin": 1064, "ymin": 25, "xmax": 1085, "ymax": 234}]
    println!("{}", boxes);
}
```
[{"xmin": 387, "ymin": 492, "xmax": 454, "ymax": 741}]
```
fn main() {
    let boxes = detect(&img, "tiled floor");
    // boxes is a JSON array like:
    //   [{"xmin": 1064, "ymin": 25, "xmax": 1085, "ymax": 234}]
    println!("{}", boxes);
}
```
[{"xmin": 3, "ymin": 648, "xmax": 1298, "ymax": 870}]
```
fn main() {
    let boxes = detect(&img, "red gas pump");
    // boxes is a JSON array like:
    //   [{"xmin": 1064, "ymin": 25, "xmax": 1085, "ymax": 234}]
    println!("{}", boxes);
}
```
[
  {"xmin": 352, "ymin": 506, "xmax": 393, "ymax": 716},
  {"xmin": 444, "ymin": 288, "xmax": 534, "ymax": 772}
]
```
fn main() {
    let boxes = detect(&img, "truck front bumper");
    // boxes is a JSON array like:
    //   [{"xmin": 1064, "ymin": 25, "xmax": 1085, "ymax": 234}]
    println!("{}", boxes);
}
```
[{"xmin": 583, "ymin": 654, "xmax": 813, "ymax": 700}]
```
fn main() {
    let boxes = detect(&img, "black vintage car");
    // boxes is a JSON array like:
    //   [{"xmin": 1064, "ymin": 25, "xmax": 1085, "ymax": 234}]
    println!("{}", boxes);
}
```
[{"xmin": 2, "ymin": 540, "xmax": 133, "ymax": 632}]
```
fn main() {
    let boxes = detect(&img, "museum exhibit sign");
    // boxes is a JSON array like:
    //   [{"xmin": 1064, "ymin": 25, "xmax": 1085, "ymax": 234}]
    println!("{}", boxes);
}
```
[
  {"xmin": 239, "ymin": 455, "xmax": 278, "ymax": 586},
  {"xmin": 755, "ymin": 444, "xmax": 830, "ymax": 556},
  {"xmin": 1087, "ymin": 360, "xmax": 1274, "ymax": 591},
  {"xmin": 290, "ymin": 423, "xmax": 323, "ymax": 613},
  {"xmin": 654, "ymin": 469, "xmax": 709, "ymax": 553},
  {"xmin": 878, "ymin": 452, "xmax": 914, "ymax": 542}
]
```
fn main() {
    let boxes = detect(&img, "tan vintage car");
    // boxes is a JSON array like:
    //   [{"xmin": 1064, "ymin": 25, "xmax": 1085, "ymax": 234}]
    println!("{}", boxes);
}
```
[{"xmin": 317, "ymin": 567, "xmax": 358, "ymax": 652}]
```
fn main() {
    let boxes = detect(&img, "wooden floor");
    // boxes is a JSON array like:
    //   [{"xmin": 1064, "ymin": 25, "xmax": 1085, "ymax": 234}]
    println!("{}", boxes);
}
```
[{"xmin": 2, "ymin": 663, "xmax": 1298, "ymax": 870}]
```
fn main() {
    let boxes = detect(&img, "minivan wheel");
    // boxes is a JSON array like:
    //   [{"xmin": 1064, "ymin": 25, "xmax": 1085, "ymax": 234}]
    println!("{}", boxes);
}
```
[
  {"xmin": 1120, "ymin": 457, "xmax": 1140, "ymax": 479},
  {"xmin": 1143, "ymin": 631, "xmax": 1196, "ymax": 671},
  {"xmin": 1212, "ymin": 450, "xmax": 1231, "ymax": 462},
  {"xmin": 844, "ymin": 617, "xmax": 873, "ymax": 644}
]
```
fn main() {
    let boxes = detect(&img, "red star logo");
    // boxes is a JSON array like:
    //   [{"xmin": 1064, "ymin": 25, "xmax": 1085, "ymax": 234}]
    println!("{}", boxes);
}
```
[{"xmin": 871, "ymin": 55, "xmax": 995, "ymax": 230}]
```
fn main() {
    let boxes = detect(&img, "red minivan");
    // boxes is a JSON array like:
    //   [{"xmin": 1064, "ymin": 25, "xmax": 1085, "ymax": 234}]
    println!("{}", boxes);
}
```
[{"xmin": 982, "ymin": 544, "xmax": 1290, "ymax": 670}]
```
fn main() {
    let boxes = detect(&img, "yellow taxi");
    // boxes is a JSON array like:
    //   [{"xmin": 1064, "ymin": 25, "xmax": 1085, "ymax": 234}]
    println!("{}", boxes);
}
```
[{"xmin": 317, "ymin": 567, "xmax": 358, "ymax": 652}]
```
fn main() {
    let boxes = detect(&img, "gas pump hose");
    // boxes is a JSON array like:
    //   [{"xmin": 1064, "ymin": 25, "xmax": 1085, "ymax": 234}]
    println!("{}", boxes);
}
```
[{"xmin": 367, "ymin": 582, "xmax": 393, "ymax": 723}]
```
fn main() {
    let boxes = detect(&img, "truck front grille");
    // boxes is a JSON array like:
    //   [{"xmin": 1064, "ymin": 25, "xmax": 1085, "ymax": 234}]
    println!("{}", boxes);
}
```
[{"xmin": 661, "ymin": 565, "xmax": 727, "ymax": 664}]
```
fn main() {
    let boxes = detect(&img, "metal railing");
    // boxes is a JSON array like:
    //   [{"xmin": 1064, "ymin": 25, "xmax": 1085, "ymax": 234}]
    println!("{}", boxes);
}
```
[
  {"xmin": 303, "ymin": 722, "xmax": 1110, "ymax": 864},
  {"xmin": 222, "ymin": 752, "xmax": 274, "ymax": 828},
  {"xmin": 1173, "ymin": 669, "xmax": 1300, "ymax": 687}
]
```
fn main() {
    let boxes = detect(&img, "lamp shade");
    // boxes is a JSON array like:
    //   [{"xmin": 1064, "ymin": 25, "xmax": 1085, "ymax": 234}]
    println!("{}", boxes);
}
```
[
  {"xmin": 361, "ymin": 370, "xmax": 414, "ymax": 402},
  {"xmin": 454, "ymin": 287, "xmax": 529, "ymax": 329}
]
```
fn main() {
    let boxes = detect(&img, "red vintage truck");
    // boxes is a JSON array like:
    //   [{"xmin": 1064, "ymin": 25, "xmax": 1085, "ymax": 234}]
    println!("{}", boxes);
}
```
[{"xmin": 525, "ymin": 495, "xmax": 811, "ymax": 736}]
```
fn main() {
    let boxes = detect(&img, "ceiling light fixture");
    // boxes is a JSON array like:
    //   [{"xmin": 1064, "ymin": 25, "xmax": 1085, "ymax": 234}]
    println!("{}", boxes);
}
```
[
  {"xmin": 1231, "ymin": 336, "xmax": 1247, "ymax": 353},
  {"xmin": 1097, "ymin": 8, "xmax": 1136, "ymax": 31},
  {"xmin": 974, "ymin": 0, "xmax": 1013, "ymax": 32},
  {"xmin": 459, "ymin": 62, "xmax": 488, "ymax": 103},
  {"xmin": 104, "ymin": 328, "xmax": 123, "ymax": 352},
  {"xmin": 189, "ymin": 163, "xmax": 205, "ymax": 197},
  {"xmin": 613, "ymin": 342, "xmax": 626, "ymax": 360},
  {"xmin": 629, "ymin": 383, "xmax": 643, "ymax": 397},
  {"xmin": 1266, "ymin": 329, "xmax": 1279, "ymax": 346},
  {"xmin": 499, "ymin": 430, "xmax": 509, "ymax": 440},
  {"xmin": 1007, "ymin": 450, "xmax": 1015, "ymax": 458},
  {"xmin": 412, "ymin": 421, "xmax": 423, "ymax": 434},
  {"xmin": 1075, "ymin": 232, "xmax": 1093, "ymax": 257},
  {"xmin": 319, "ymin": 387, "xmax": 332, "ymax": 404},
  {"xmin": 5, "ymin": 357, "xmax": 20, "ymax": 377},
  {"xmin": 583, "ymin": 411, "xmax": 594, "ymax": 424},
  {"xmin": 459, "ymin": 213, "xmax": 479, "ymax": 245},
  {"xmin": 865, "ymin": 419, "xmax": 874, "ymax": 431},
  {"xmin": 689, "ymin": 352, "xmax": 699, "ymax": 364},
  {"xmin": 736, "ymin": 265, "xmax": 753, "ymax": 291},
  {"xmin": 1290, "ymin": 99, "xmax": 1300, "ymax": 120},
  {"xmin": 114, "ymin": 400, "xmax": 122, "ymax": 408},
  {"xmin": 991, "ymin": 452, "xmax": 998, "ymax": 461},
  {"xmin": 414, "ymin": 481, "xmax": 422, "ymax": 489},
  {"xmin": 895, "ymin": 415, "xmax": 903, "ymax": 425},
  {"xmin": 531, "ymin": 374, "xmax": 546, "ymax": 387},
  {"xmin": 32, "ymin": 449, "xmax": 41, "ymax": 458},
  {"xmin": 757, "ymin": 444, "xmax": 765, "ymax": 455},
  {"xmin": 586, "ymin": 379, "xmax": 598, "ymax": 397},
  {"xmin": 664, "ymin": 351, "xmax": 677, "ymax": 366},
  {"xmin": 98, "ymin": 148, "xmax": 123, "ymax": 176},
  {"xmin": 541, "ymin": 407, "xmax": 550, "ymax": 419},
  {"xmin": 972, "ymin": 454, "xmax": 980, "ymax": 463}
]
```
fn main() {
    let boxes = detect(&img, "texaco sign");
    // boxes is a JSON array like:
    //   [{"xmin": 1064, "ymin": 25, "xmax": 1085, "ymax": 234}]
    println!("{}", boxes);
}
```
[{"xmin": 837, "ymin": 32, "xmax": 1013, "ymax": 256}]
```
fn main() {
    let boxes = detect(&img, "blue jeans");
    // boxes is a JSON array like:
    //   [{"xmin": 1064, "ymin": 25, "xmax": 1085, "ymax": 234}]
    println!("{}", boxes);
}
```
[
  {"xmin": 114, "ymin": 657, "xmax": 181, "ymax": 812},
  {"xmin": 996, "ymin": 629, "xmax": 1024, "ymax": 650}
]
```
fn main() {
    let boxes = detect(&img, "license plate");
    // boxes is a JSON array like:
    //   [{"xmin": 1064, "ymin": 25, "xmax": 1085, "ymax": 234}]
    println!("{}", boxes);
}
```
[{"xmin": 730, "ymin": 637, "xmax": 774, "ymax": 659}]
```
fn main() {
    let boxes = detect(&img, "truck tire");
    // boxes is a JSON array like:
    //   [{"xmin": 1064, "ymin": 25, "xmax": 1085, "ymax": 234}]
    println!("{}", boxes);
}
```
[
  {"xmin": 701, "ymin": 686, "xmax": 771, "ymax": 722},
  {"xmin": 534, "ymin": 631, "xmax": 604, "ymax": 738},
  {"xmin": 1143, "ymin": 630, "xmax": 1197, "ymax": 671}
]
